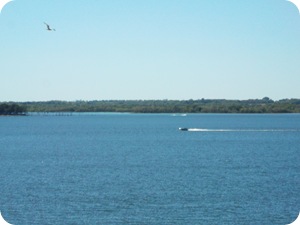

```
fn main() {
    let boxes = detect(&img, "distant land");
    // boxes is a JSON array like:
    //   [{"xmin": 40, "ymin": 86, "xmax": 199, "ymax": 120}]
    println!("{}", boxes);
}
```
[
  {"xmin": 1, "ymin": 97, "xmax": 300, "ymax": 114},
  {"xmin": 0, "ymin": 103, "xmax": 26, "ymax": 116}
]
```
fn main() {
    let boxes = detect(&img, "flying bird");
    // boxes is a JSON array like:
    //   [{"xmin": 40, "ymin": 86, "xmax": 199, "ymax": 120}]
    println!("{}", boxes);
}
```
[
  {"xmin": 287, "ymin": 0, "xmax": 300, "ymax": 14},
  {"xmin": 44, "ymin": 22, "xmax": 56, "ymax": 31},
  {"xmin": 0, "ymin": 0, "xmax": 13, "ymax": 14}
]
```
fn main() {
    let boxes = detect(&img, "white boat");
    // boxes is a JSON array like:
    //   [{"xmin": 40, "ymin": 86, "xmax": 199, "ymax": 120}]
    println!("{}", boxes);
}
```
[{"xmin": 179, "ymin": 127, "xmax": 188, "ymax": 131}]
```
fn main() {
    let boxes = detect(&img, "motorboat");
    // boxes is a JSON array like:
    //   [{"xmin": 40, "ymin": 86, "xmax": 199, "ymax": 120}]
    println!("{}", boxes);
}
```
[{"xmin": 179, "ymin": 127, "xmax": 188, "ymax": 131}]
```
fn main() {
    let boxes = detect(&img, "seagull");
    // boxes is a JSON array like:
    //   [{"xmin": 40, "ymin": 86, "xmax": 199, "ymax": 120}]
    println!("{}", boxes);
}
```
[{"xmin": 44, "ymin": 22, "xmax": 56, "ymax": 31}]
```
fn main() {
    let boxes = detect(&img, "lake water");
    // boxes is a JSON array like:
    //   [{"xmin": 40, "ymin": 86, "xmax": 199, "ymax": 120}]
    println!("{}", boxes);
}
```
[{"xmin": 0, "ymin": 114, "xmax": 299, "ymax": 225}]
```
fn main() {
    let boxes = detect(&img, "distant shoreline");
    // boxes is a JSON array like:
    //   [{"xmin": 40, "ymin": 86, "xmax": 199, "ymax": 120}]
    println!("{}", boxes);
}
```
[
  {"xmin": 2, "ymin": 98, "xmax": 299, "ymax": 114},
  {"xmin": 0, "ymin": 114, "xmax": 27, "ymax": 116}
]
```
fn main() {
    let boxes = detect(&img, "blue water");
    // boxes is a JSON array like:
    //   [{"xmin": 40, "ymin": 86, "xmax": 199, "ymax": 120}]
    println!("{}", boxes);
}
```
[{"xmin": 0, "ymin": 114, "xmax": 299, "ymax": 225}]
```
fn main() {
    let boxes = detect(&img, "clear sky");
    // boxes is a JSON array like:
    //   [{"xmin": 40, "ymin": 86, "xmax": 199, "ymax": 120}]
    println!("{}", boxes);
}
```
[{"xmin": 0, "ymin": 0, "xmax": 299, "ymax": 101}]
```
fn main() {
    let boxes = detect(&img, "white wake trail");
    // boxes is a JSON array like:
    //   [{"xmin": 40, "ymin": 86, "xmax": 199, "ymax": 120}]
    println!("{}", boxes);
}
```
[{"xmin": 181, "ymin": 128, "xmax": 298, "ymax": 132}]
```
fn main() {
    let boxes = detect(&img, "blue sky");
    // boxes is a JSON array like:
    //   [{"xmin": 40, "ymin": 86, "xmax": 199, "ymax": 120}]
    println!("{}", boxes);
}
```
[{"xmin": 0, "ymin": 0, "xmax": 299, "ymax": 101}]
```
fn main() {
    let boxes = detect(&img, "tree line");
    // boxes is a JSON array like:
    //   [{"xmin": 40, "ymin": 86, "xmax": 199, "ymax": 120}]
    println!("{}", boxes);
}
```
[
  {"xmin": 3, "ymin": 97, "xmax": 299, "ymax": 114},
  {"xmin": 0, "ymin": 103, "xmax": 27, "ymax": 115}
]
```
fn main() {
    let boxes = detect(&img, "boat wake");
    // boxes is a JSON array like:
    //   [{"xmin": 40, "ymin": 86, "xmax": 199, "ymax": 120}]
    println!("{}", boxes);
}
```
[{"xmin": 179, "ymin": 128, "xmax": 298, "ymax": 132}]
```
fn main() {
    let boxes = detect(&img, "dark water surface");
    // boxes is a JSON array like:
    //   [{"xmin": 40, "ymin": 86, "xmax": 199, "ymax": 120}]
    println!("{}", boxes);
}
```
[{"xmin": 0, "ymin": 114, "xmax": 299, "ymax": 224}]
